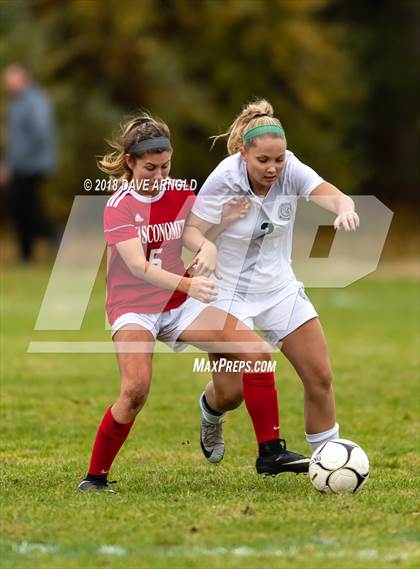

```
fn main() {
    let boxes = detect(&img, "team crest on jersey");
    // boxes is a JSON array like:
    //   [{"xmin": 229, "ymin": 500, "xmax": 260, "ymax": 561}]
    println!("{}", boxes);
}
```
[{"xmin": 278, "ymin": 202, "xmax": 292, "ymax": 221}]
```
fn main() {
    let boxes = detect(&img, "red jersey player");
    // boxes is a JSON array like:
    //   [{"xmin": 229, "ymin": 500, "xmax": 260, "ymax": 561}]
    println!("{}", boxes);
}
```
[
  {"xmin": 78, "ymin": 114, "xmax": 309, "ymax": 492},
  {"xmin": 104, "ymin": 175, "xmax": 195, "ymax": 325}
]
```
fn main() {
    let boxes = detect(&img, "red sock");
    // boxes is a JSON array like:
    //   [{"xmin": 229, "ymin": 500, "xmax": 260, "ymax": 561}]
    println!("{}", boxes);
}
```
[
  {"xmin": 242, "ymin": 372, "xmax": 280, "ymax": 444},
  {"xmin": 87, "ymin": 407, "xmax": 134, "ymax": 477}
]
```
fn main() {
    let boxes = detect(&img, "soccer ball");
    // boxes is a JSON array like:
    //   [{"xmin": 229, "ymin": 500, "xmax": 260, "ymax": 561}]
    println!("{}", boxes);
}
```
[{"xmin": 309, "ymin": 438, "xmax": 369, "ymax": 494}]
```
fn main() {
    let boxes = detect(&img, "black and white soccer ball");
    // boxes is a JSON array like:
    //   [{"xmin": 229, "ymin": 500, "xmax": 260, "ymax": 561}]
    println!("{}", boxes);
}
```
[{"xmin": 309, "ymin": 438, "xmax": 369, "ymax": 494}]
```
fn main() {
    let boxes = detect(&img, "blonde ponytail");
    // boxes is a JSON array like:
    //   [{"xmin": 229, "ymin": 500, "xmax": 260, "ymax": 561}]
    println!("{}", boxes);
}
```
[{"xmin": 211, "ymin": 99, "xmax": 285, "ymax": 155}]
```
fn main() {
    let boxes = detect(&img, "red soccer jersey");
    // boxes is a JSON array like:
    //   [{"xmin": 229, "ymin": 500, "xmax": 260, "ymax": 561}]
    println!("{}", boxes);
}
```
[{"xmin": 103, "ymin": 182, "xmax": 195, "ymax": 325}]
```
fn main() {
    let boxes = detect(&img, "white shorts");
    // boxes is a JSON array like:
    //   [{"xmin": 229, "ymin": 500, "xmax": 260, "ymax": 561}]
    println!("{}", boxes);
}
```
[
  {"xmin": 111, "ymin": 279, "xmax": 317, "ymax": 351},
  {"xmin": 209, "ymin": 279, "xmax": 318, "ymax": 346},
  {"xmin": 111, "ymin": 297, "xmax": 209, "ymax": 352}
]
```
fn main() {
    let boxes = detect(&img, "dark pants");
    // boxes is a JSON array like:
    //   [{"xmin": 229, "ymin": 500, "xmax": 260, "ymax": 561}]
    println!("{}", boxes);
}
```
[{"xmin": 8, "ymin": 172, "xmax": 52, "ymax": 261}]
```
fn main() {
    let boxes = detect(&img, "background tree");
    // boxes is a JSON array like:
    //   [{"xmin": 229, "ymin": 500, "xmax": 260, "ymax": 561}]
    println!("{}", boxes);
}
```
[{"xmin": 1, "ymin": 0, "xmax": 418, "ymax": 225}]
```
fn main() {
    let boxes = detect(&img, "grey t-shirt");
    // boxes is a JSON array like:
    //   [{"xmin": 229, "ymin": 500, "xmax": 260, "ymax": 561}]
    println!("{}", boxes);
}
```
[{"xmin": 6, "ymin": 85, "xmax": 56, "ymax": 175}]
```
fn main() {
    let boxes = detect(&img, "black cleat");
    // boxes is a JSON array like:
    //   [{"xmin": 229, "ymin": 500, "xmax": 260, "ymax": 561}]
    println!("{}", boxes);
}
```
[
  {"xmin": 78, "ymin": 475, "xmax": 117, "ymax": 493},
  {"xmin": 256, "ymin": 439, "xmax": 310, "ymax": 475}
]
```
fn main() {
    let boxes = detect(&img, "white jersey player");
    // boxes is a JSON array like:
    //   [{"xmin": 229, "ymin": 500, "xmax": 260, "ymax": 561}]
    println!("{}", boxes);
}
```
[
  {"xmin": 190, "ymin": 148, "xmax": 321, "ymax": 293},
  {"xmin": 184, "ymin": 99, "xmax": 360, "ymax": 461}
]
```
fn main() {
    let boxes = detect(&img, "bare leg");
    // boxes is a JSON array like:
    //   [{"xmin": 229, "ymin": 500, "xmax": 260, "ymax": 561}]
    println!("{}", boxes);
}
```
[
  {"xmin": 179, "ymin": 307, "xmax": 271, "ymax": 361},
  {"xmin": 112, "ymin": 325, "xmax": 155, "ymax": 423},
  {"xmin": 204, "ymin": 354, "xmax": 243, "ymax": 412},
  {"xmin": 180, "ymin": 308, "xmax": 270, "ymax": 412},
  {"xmin": 80, "ymin": 326, "xmax": 155, "ymax": 484},
  {"xmin": 280, "ymin": 317, "xmax": 336, "ymax": 434},
  {"xmin": 185, "ymin": 308, "xmax": 309, "ymax": 472}
]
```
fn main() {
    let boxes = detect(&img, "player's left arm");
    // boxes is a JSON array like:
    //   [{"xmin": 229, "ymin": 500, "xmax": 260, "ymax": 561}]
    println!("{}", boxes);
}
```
[
  {"xmin": 309, "ymin": 182, "xmax": 360, "ymax": 231},
  {"xmin": 183, "ymin": 213, "xmax": 221, "ymax": 278},
  {"xmin": 183, "ymin": 197, "xmax": 250, "ymax": 275},
  {"xmin": 205, "ymin": 197, "xmax": 250, "ymax": 241}
]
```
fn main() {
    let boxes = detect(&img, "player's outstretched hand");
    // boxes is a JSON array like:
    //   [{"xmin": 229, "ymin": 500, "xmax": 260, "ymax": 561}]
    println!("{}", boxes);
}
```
[
  {"xmin": 222, "ymin": 196, "xmax": 250, "ymax": 225},
  {"xmin": 334, "ymin": 211, "xmax": 360, "ymax": 231},
  {"xmin": 187, "ymin": 240, "xmax": 221, "ymax": 279},
  {"xmin": 187, "ymin": 276, "xmax": 218, "ymax": 303}
]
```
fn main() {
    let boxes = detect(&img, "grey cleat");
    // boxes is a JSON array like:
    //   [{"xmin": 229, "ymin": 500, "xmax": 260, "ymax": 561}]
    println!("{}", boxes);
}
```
[
  {"xmin": 199, "ymin": 393, "xmax": 226, "ymax": 464},
  {"xmin": 200, "ymin": 417, "xmax": 225, "ymax": 464}
]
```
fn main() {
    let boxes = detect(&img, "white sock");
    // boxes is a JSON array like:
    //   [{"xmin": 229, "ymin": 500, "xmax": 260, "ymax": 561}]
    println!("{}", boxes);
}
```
[
  {"xmin": 199, "ymin": 393, "xmax": 226, "ymax": 424},
  {"xmin": 306, "ymin": 422, "xmax": 340, "ymax": 453}
]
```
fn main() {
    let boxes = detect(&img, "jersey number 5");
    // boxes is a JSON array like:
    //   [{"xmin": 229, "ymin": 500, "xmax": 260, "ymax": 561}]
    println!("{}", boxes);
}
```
[{"xmin": 149, "ymin": 248, "xmax": 163, "ymax": 268}]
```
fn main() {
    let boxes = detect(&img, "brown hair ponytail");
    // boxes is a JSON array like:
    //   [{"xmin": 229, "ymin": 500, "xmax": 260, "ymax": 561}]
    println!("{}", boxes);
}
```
[{"xmin": 98, "ymin": 113, "xmax": 171, "ymax": 181}]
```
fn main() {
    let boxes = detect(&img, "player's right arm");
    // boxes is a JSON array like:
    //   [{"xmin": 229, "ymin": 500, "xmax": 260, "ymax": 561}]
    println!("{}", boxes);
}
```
[
  {"xmin": 104, "ymin": 194, "xmax": 216, "ymax": 303},
  {"xmin": 115, "ymin": 238, "xmax": 217, "ymax": 303}
]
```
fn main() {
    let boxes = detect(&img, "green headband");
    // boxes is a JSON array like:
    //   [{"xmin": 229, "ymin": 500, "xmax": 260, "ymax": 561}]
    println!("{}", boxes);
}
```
[{"xmin": 243, "ymin": 124, "xmax": 285, "ymax": 142}]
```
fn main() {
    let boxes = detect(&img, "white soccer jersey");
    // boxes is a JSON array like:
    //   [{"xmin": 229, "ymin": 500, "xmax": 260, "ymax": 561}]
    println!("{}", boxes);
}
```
[{"xmin": 192, "ymin": 150, "xmax": 324, "ymax": 292}]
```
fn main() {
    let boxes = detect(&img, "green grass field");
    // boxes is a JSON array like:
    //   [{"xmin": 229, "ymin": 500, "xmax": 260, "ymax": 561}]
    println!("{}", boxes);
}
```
[{"xmin": 1, "ymin": 260, "xmax": 419, "ymax": 568}]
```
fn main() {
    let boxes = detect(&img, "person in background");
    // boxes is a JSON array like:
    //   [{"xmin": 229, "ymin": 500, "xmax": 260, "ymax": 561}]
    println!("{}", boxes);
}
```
[{"xmin": 1, "ymin": 63, "xmax": 56, "ymax": 262}]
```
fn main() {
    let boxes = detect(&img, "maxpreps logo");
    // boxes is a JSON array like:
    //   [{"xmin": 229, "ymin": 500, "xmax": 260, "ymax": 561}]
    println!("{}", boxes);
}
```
[{"xmin": 136, "ymin": 219, "xmax": 186, "ymax": 244}]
